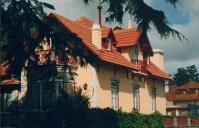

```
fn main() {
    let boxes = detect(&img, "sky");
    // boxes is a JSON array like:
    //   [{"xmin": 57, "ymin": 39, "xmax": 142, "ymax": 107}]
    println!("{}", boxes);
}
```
[{"xmin": 44, "ymin": 0, "xmax": 199, "ymax": 75}]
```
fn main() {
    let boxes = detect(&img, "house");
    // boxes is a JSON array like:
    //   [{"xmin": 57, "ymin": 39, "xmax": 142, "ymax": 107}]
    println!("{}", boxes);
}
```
[
  {"xmin": 166, "ymin": 81, "xmax": 199, "ymax": 116},
  {"xmin": 46, "ymin": 12, "xmax": 172, "ymax": 115}
]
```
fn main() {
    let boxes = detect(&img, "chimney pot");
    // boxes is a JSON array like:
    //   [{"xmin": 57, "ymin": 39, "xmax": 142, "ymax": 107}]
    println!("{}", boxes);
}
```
[
  {"xmin": 98, "ymin": 6, "xmax": 102, "ymax": 26},
  {"xmin": 128, "ymin": 20, "xmax": 132, "ymax": 28}
]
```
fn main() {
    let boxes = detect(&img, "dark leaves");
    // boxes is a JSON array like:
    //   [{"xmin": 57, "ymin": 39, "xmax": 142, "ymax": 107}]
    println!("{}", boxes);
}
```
[
  {"xmin": 40, "ymin": 2, "xmax": 55, "ymax": 10},
  {"xmin": 174, "ymin": 65, "xmax": 199, "ymax": 86},
  {"xmin": 82, "ymin": 0, "xmax": 186, "ymax": 40},
  {"xmin": 1, "ymin": 0, "xmax": 54, "ymax": 76},
  {"xmin": 165, "ymin": 0, "xmax": 179, "ymax": 8}
]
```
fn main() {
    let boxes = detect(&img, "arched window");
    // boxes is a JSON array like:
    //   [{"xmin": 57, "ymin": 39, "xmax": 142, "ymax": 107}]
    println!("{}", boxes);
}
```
[
  {"xmin": 151, "ymin": 87, "xmax": 156, "ymax": 112},
  {"xmin": 152, "ymin": 78, "xmax": 156, "ymax": 112},
  {"xmin": 133, "ymin": 85, "xmax": 140, "ymax": 111},
  {"xmin": 111, "ymin": 79, "xmax": 119, "ymax": 110}
]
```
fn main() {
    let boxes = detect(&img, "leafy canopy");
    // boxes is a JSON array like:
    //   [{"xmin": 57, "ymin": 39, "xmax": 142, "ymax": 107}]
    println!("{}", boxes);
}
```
[
  {"xmin": 83, "ymin": 0, "xmax": 186, "ymax": 40},
  {"xmin": 173, "ymin": 65, "xmax": 199, "ymax": 86}
]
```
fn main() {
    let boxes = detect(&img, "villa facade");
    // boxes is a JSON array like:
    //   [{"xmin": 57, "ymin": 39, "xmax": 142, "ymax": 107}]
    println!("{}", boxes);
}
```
[{"xmin": 47, "ymin": 13, "xmax": 172, "ymax": 114}]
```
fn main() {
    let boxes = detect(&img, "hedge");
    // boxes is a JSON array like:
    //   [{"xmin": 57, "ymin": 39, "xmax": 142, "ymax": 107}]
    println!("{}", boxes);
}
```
[
  {"xmin": 11, "ymin": 91, "xmax": 164, "ymax": 128},
  {"xmin": 45, "ymin": 107, "xmax": 164, "ymax": 128}
]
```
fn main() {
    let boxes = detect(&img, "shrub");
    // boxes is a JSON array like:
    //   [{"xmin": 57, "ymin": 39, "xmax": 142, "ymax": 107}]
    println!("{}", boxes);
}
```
[
  {"xmin": 11, "ymin": 89, "xmax": 163, "ymax": 128},
  {"xmin": 118, "ymin": 111, "xmax": 164, "ymax": 128}
]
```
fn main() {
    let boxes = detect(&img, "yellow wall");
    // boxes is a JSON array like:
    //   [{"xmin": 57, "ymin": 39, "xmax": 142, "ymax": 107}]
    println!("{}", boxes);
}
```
[
  {"xmin": 75, "ymin": 62, "xmax": 166, "ymax": 114},
  {"xmin": 120, "ymin": 45, "xmax": 143, "ymax": 61},
  {"xmin": 120, "ymin": 47, "xmax": 131, "ymax": 61},
  {"xmin": 156, "ymin": 80, "xmax": 166, "ymax": 114}
]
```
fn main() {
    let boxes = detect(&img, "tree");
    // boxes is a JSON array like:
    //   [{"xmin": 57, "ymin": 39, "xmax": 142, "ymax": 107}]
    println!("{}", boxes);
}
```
[
  {"xmin": 1, "ymin": 0, "xmax": 88, "ymax": 77},
  {"xmin": 83, "ymin": 0, "xmax": 186, "ymax": 40},
  {"xmin": 1, "ymin": 0, "xmax": 187, "ymax": 76},
  {"xmin": 1, "ymin": 0, "xmax": 54, "ymax": 76},
  {"xmin": 173, "ymin": 65, "xmax": 199, "ymax": 86},
  {"xmin": 186, "ymin": 65, "xmax": 199, "ymax": 81},
  {"xmin": 0, "ymin": 1, "xmax": 183, "ymax": 127}
]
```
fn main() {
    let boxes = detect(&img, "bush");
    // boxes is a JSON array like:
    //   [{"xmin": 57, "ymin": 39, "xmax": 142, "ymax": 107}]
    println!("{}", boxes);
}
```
[
  {"xmin": 118, "ymin": 111, "xmax": 164, "ymax": 128},
  {"xmin": 11, "ymin": 89, "xmax": 163, "ymax": 128}
]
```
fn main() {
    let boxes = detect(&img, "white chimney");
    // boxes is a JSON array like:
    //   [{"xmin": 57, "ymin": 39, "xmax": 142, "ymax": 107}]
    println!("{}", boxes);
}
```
[
  {"xmin": 150, "ymin": 49, "xmax": 165, "ymax": 70},
  {"xmin": 128, "ymin": 20, "xmax": 132, "ymax": 28},
  {"xmin": 91, "ymin": 23, "xmax": 102, "ymax": 49}
]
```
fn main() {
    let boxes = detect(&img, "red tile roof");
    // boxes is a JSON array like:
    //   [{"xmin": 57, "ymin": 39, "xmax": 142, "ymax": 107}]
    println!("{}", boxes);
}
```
[
  {"xmin": 179, "ymin": 81, "xmax": 199, "ymax": 89},
  {"xmin": 49, "ymin": 13, "xmax": 137, "ymax": 70},
  {"xmin": 98, "ymin": 48, "xmax": 137, "ymax": 69},
  {"xmin": 133, "ymin": 60, "xmax": 172, "ymax": 80},
  {"xmin": 146, "ymin": 63, "xmax": 172, "ymax": 80},
  {"xmin": 75, "ymin": 17, "xmax": 141, "ymax": 47},
  {"xmin": 48, "ymin": 13, "xmax": 171, "ymax": 80},
  {"xmin": 75, "ymin": 17, "xmax": 111, "ymax": 38},
  {"xmin": 114, "ymin": 28, "xmax": 141, "ymax": 47},
  {"xmin": 75, "ymin": 17, "xmax": 93, "ymax": 28},
  {"xmin": 166, "ymin": 81, "xmax": 199, "ymax": 101},
  {"xmin": 167, "ymin": 93, "xmax": 199, "ymax": 101}
]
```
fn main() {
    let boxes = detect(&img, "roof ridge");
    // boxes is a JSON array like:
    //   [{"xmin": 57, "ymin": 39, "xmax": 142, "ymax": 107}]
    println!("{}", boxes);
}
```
[
  {"xmin": 50, "ymin": 13, "xmax": 92, "ymax": 31},
  {"xmin": 76, "ymin": 16, "xmax": 111, "ymax": 30},
  {"xmin": 76, "ymin": 16, "xmax": 94, "ymax": 23},
  {"xmin": 114, "ymin": 28, "xmax": 140, "ymax": 33}
]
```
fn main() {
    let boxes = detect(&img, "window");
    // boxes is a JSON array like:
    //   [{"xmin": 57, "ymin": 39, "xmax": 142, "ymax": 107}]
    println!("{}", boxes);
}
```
[
  {"xmin": 133, "ymin": 85, "xmax": 140, "ymax": 110},
  {"xmin": 54, "ymin": 78, "xmax": 65, "ymax": 97},
  {"xmin": 30, "ymin": 80, "xmax": 54, "ymax": 110},
  {"xmin": 151, "ymin": 87, "xmax": 156, "ymax": 112},
  {"xmin": 102, "ymin": 38, "xmax": 112, "ymax": 50},
  {"xmin": 111, "ymin": 80, "xmax": 119, "ymax": 110},
  {"xmin": 130, "ymin": 45, "xmax": 138, "ymax": 60}
]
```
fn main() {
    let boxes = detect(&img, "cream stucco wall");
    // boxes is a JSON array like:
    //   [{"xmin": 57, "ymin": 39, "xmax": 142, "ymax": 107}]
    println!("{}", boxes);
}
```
[
  {"xmin": 156, "ymin": 80, "xmax": 166, "ymax": 115},
  {"xmin": 74, "ymin": 62, "xmax": 166, "ymax": 114},
  {"xmin": 120, "ymin": 45, "xmax": 143, "ymax": 62},
  {"xmin": 120, "ymin": 47, "xmax": 131, "ymax": 61}
]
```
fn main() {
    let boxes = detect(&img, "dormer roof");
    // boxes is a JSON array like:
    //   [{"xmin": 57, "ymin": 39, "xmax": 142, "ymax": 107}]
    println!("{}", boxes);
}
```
[{"xmin": 113, "ymin": 28, "xmax": 141, "ymax": 47}]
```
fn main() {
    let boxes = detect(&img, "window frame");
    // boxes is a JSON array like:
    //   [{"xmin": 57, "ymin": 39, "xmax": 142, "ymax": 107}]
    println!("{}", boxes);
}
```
[
  {"xmin": 102, "ymin": 37, "xmax": 112, "ymax": 51},
  {"xmin": 151, "ymin": 87, "xmax": 156, "ymax": 112},
  {"xmin": 111, "ymin": 79, "xmax": 119, "ymax": 110},
  {"xmin": 133, "ymin": 85, "xmax": 140, "ymax": 111},
  {"xmin": 130, "ymin": 45, "xmax": 139, "ymax": 61}
]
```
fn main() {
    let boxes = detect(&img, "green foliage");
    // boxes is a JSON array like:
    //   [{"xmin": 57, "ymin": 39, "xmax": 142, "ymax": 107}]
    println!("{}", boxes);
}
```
[
  {"xmin": 1, "ymin": 0, "xmax": 54, "ymax": 76},
  {"xmin": 118, "ymin": 111, "xmax": 164, "ymax": 128},
  {"xmin": 46, "ymin": 103, "xmax": 163, "ymax": 128},
  {"xmin": 173, "ymin": 65, "xmax": 199, "ymax": 86},
  {"xmin": 11, "ymin": 87, "xmax": 163, "ymax": 128},
  {"xmin": 83, "ymin": 0, "xmax": 186, "ymax": 40}
]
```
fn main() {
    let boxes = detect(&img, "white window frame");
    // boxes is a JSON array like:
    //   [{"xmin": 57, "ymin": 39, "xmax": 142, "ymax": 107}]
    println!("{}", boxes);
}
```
[
  {"xmin": 151, "ymin": 87, "xmax": 156, "ymax": 112},
  {"xmin": 111, "ymin": 80, "xmax": 119, "ymax": 110},
  {"xmin": 133, "ymin": 85, "xmax": 140, "ymax": 110}
]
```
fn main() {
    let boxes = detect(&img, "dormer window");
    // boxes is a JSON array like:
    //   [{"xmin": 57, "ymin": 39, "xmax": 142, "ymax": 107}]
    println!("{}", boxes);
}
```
[
  {"xmin": 102, "ymin": 38, "xmax": 112, "ymax": 51},
  {"xmin": 130, "ymin": 45, "xmax": 138, "ymax": 61}
]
